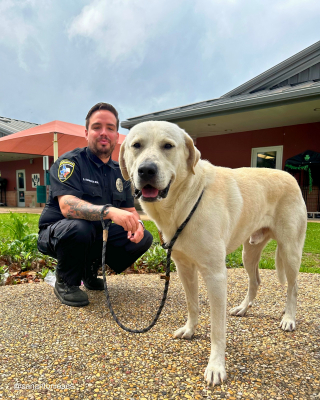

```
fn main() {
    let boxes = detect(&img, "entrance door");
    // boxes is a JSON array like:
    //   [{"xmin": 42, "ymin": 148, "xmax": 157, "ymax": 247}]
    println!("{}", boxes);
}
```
[{"xmin": 16, "ymin": 170, "xmax": 26, "ymax": 207}]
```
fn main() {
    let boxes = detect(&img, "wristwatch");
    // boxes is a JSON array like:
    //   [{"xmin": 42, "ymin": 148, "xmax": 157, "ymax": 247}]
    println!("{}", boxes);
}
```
[{"xmin": 138, "ymin": 219, "xmax": 145, "ymax": 230}]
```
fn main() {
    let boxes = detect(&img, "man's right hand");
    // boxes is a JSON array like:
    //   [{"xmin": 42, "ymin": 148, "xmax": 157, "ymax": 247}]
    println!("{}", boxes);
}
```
[{"xmin": 107, "ymin": 207, "xmax": 140, "ymax": 233}]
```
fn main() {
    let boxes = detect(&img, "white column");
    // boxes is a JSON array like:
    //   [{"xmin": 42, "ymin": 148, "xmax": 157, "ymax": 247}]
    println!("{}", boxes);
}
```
[{"xmin": 53, "ymin": 132, "xmax": 58, "ymax": 161}]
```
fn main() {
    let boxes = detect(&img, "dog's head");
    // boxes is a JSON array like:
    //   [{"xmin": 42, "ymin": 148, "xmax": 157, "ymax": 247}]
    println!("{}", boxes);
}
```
[{"xmin": 119, "ymin": 121, "xmax": 200, "ymax": 202}]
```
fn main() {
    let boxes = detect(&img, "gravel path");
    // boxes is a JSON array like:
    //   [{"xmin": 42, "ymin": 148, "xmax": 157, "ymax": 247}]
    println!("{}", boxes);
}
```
[{"xmin": 0, "ymin": 269, "xmax": 319, "ymax": 400}]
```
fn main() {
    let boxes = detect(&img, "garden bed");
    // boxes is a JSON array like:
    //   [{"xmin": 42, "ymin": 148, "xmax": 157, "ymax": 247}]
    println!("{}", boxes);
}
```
[{"xmin": 1, "ymin": 212, "xmax": 319, "ymax": 286}]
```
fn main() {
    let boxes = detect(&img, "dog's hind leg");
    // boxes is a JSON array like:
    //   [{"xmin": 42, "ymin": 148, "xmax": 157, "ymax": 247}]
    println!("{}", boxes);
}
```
[
  {"xmin": 230, "ymin": 234, "xmax": 270, "ymax": 317},
  {"xmin": 173, "ymin": 261, "xmax": 199, "ymax": 340}
]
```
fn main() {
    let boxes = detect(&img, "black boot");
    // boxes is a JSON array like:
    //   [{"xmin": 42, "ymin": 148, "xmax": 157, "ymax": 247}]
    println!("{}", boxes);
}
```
[
  {"xmin": 54, "ymin": 272, "xmax": 89, "ymax": 307},
  {"xmin": 83, "ymin": 261, "xmax": 105, "ymax": 291}
]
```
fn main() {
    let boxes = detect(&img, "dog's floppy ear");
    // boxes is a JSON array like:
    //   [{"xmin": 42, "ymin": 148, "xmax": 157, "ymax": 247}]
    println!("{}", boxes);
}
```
[
  {"xmin": 184, "ymin": 133, "xmax": 201, "ymax": 175},
  {"xmin": 119, "ymin": 141, "xmax": 130, "ymax": 181}
]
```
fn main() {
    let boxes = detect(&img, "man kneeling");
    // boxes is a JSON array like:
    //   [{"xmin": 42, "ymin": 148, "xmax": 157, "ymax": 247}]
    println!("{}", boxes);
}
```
[{"xmin": 37, "ymin": 102, "xmax": 153, "ymax": 307}]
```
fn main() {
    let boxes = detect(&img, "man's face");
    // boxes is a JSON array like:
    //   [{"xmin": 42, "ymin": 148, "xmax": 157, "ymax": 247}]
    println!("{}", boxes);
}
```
[{"xmin": 85, "ymin": 110, "xmax": 119, "ymax": 161}]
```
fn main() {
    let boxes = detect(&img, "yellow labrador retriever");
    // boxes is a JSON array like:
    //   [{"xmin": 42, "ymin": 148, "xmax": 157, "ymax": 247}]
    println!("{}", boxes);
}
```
[{"xmin": 119, "ymin": 121, "xmax": 307, "ymax": 386}]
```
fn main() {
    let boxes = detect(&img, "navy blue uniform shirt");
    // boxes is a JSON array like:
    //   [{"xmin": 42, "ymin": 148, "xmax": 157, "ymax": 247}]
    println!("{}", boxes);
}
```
[{"xmin": 39, "ymin": 147, "xmax": 134, "ymax": 228}]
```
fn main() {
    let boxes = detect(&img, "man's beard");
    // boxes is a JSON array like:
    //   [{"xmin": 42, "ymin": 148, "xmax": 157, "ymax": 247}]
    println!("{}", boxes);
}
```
[{"xmin": 90, "ymin": 141, "xmax": 116, "ymax": 160}]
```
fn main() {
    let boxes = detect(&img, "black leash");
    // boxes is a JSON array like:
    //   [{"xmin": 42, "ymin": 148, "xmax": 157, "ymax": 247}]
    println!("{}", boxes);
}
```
[{"xmin": 100, "ymin": 190, "xmax": 204, "ymax": 333}]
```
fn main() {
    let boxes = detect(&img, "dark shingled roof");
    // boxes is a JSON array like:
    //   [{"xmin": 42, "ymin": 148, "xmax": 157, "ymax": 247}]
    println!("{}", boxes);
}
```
[{"xmin": 0, "ymin": 116, "xmax": 39, "ymax": 138}]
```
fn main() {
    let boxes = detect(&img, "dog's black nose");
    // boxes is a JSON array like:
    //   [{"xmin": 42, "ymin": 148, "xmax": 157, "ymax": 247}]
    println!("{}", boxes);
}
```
[{"xmin": 138, "ymin": 162, "xmax": 158, "ymax": 180}]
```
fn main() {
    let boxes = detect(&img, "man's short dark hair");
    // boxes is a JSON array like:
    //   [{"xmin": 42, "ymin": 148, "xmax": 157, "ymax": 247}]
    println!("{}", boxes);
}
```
[{"xmin": 85, "ymin": 102, "xmax": 119, "ymax": 131}]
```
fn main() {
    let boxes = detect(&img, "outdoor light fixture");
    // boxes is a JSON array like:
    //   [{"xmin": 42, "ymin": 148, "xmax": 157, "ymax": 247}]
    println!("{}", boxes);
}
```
[
  {"xmin": 314, "ymin": 108, "xmax": 320, "ymax": 111},
  {"xmin": 225, "ymin": 129, "xmax": 233, "ymax": 132},
  {"xmin": 207, "ymin": 123, "xmax": 216, "ymax": 126}
]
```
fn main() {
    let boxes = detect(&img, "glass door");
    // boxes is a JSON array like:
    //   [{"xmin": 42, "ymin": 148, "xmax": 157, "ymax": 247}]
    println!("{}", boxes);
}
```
[{"xmin": 16, "ymin": 170, "xmax": 26, "ymax": 207}]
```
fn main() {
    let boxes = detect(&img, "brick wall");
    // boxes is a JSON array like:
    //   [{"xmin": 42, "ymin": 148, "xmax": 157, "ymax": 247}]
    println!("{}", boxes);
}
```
[{"xmin": 3, "ymin": 191, "xmax": 44, "ymax": 208}]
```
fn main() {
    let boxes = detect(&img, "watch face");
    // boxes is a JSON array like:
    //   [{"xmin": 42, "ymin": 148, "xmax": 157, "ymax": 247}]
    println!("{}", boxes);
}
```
[{"xmin": 116, "ymin": 178, "xmax": 123, "ymax": 192}]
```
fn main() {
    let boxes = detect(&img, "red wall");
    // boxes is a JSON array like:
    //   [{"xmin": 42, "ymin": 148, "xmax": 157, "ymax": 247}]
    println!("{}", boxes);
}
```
[
  {"xmin": 0, "ymin": 157, "xmax": 54, "ymax": 191},
  {"xmin": 197, "ymin": 122, "xmax": 320, "ymax": 168}
]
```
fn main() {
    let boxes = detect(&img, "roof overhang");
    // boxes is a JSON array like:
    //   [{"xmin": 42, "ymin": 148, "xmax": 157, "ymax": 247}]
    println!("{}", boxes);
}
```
[
  {"xmin": 121, "ymin": 83, "xmax": 320, "ymax": 138},
  {"xmin": 0, "ymin": 153, "xmax": 43, "ymax": 162}
]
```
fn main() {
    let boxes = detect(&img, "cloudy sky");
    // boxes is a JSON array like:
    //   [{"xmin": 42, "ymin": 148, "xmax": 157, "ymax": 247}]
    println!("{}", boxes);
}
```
[{"xmin": 0, "ymin": 0, "xmax": 319, "ymax": 133}]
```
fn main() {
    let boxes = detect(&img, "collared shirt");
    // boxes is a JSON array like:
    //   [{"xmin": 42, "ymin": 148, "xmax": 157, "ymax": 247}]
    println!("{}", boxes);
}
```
[{"xmin": 38, "ymin": 147, "xmax": 134, "ymax": 228}]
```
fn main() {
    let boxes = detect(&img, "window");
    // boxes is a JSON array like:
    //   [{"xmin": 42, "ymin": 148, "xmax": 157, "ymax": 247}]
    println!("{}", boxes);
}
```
[{"xmin": 251, "ymin": 146, "xmax": 283, "ymax": 170}]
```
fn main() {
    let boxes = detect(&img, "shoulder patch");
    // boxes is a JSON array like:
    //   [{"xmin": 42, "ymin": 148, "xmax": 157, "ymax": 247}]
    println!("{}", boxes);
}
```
[{"xmin": 58, "ymin": 159, "xmax": 75, "ymax": 182}]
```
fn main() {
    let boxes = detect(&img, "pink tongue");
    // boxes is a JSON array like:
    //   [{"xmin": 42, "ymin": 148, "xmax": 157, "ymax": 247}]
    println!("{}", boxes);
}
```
[{"xmin": 141, "ymin": 187, "xmax": 159, "ymax": 198}]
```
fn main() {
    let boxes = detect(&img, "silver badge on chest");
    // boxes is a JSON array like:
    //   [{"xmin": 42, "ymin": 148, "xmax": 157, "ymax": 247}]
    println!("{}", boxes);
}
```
[{"xmin": 116, "ymin": 178, "xmax": 123, "ymax": 192}]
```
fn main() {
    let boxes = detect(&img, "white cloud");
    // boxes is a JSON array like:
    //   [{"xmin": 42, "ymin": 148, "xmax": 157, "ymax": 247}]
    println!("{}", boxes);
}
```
[
  {"xmin": 0, "ymin": 0, "xmax": 49, "ymax": 70},
  {"xmin": 68, "ymin": 0, "xmax": 184, "ymax": 65}
]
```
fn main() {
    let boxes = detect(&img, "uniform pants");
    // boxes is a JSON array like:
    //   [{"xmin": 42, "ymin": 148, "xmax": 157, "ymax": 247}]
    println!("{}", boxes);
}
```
[{"xmin": 37, "ymin": 219, "xmax": 153, "ymax": 286}]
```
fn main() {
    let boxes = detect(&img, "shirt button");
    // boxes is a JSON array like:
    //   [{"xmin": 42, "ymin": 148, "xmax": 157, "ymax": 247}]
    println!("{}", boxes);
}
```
[{"xmin": 104, "ymin": 174, "xmax": 107, "ymax": 176}]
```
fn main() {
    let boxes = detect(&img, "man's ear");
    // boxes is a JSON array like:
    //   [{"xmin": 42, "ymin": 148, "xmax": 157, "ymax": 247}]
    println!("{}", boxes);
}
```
[
  {"xmin": 184, "ymin": 133, "xmax": 200, "ymax": 174},
  {"xmin": 119, "ymin": 141, "xmax": 130, "ymax": 180}
]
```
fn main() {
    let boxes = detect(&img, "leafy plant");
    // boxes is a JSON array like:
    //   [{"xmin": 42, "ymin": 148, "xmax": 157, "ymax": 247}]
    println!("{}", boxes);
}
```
[
  {"xmin": 0, "ymin": 265, "xmax": 8, "ymax": 275},
  {"xmin": 136, "ymin": 244, "xmax": 176, "ymax": 273},
  {"xmin": 0, "ymin": 265, "xmax": 9, "ymax": 285},
  {"xmin": 20, "ymin": 251, "xmax": 34, "ymax": 271},
  {"xmin": 0, "ymin": 212, "xmax": 31, "ymax": 240},
  {"xmin": 38, "ymin": 267, "xmax": 50, "ymax": 279}
]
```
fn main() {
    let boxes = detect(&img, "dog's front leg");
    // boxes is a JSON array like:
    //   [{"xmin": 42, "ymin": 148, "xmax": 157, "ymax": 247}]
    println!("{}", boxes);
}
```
[
  {"xmin": 198, "ymin": 264, "xmax": 227, "ymax": 386},
  {"xmin": 173, "ymin": 261, "xmax": 199, "ymax": 339}
]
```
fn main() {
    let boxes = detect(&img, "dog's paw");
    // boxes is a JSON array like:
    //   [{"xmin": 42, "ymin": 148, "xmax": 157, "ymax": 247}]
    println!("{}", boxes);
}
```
[
  {"xmin": 229, "ymin": 305, "xmax": 248, "ymax": 317},
  {"xmin": 280, "ymin": 315, "xmax": 296, "ymax": 331},
  {"xmin": 204, "ymin": 363, "xmax": 227, "ymax": 386},
  {"xmin": 173, "ymin": 325, "xmax": 195, "ymax": 340}
]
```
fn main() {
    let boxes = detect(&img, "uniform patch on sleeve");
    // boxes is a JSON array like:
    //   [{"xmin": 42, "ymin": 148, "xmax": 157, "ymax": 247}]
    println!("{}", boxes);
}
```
[{"xmin": 58, "ymin": 160, "xmax": 75, "ymax": 182}]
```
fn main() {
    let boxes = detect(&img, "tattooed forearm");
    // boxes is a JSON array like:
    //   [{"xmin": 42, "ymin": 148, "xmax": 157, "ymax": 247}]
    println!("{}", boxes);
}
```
[{"xmin": 63, "ymin": 197, "xmax": 109, "ymax": 221}]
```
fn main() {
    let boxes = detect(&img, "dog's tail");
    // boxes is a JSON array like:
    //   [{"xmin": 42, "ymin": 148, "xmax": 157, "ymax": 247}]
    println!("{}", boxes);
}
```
[{"xmin": 275, "ymin": 245, "xmax": 286, "ymax": 285}]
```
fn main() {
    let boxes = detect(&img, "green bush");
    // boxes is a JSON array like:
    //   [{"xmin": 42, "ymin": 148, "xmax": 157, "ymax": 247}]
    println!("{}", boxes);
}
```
[{"xmin": 135, "ymin": 243, "xmax": 176, "ymax": 273}]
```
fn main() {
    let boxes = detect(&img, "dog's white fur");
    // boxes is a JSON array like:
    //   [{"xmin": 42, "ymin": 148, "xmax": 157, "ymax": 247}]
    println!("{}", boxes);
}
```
[{"xmin": 120, "ymin": 121, "xmax": 307, "ymax": 386}]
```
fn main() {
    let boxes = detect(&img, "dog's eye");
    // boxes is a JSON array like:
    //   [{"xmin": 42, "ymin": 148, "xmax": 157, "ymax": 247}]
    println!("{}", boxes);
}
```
[
  {"xmin": 132, "ymin": 143, "xmax": 141, "ymax": 149},
  {"xmin": 164, "ymin": 143, "xmax": 174, "ymax": 149}
]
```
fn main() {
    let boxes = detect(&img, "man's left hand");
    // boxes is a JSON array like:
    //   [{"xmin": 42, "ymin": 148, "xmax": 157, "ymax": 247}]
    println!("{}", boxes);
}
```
[{"xmin": 127, "ymin": 223, "xmax": 144, "ymax": 243}]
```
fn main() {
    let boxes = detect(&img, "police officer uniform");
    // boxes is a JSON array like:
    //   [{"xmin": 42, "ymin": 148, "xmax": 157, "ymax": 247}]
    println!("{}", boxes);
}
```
[{"xmin": 38, "ymin": 147, "xmax": 153, "ymax": 293}]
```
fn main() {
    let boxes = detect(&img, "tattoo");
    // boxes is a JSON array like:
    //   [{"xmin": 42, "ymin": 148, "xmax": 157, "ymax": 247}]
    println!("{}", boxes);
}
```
[{"xmin": 65, "ymin": 197, "xmax": 109, "ymax": 221}]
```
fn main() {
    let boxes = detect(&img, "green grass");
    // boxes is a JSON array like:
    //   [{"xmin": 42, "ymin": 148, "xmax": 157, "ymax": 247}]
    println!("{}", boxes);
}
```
[
  {"xmin": 1, "ymin": 213, "xmax": 319, "ymax": 274},
  {"xmin": 225, "ymin": 223, "xmax": 320, "ymax": 273},
  {"xmin": 0, "ymin": 213, "xmax": 39, "ymax": 239},
  {"xmin": 144, "ymin": 220, "xmax": 161, "ymax": 242}
]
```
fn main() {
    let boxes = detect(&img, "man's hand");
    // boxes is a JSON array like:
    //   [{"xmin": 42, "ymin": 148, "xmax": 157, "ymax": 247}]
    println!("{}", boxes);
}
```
[
  {"xmin": 108, "ymin": 207, "xmax": 140, "ymax": 233},
  {"xmin": 127, "ymin": 222, "xmax": 144, "ymax": 243},
  {"xmin": 58, "ymin": 196, "xmax": 143, "ymax": 237}
]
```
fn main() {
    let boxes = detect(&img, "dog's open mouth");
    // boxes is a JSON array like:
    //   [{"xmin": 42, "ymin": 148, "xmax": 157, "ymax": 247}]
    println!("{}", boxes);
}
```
[{"xmin": 134, "ymin": 182, "xmax": 171, "ymax": 202}]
